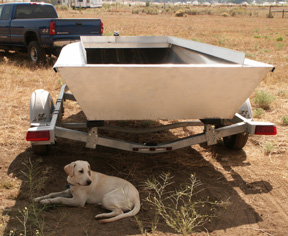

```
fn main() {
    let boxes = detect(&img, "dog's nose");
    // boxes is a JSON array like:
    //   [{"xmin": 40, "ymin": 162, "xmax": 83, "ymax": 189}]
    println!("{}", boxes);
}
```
[{"xmin": 86, "ymin": 180, "xmax": 92, "ymax": 186}]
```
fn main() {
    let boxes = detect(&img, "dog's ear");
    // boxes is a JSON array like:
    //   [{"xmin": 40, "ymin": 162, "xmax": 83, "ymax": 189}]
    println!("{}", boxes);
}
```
[
  {"xmin": 64, "ymin": 162, "xmax": 76, "ymax": 177},
  {"xmin": 88, "ymin": 163, "xmax": 91, "ymax": 176}
]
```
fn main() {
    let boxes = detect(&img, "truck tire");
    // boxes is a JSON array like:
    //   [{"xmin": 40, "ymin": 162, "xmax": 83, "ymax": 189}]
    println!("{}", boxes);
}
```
[
  {"xmin": 28, "ymin": 41, "xmax": 46, "ymax": 64},
  {"xmin": 223, "ymin": 132, "xmax": 249, "ymax": 150}
]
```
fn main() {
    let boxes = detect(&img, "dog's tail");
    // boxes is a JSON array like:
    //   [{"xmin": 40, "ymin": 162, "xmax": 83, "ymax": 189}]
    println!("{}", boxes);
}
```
[{"xmin": 99, "ymin": 197, "xmax": 141, "ymax": 223}]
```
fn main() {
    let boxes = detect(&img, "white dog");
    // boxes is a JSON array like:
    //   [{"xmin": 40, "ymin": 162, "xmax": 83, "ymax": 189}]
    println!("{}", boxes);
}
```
[{"xmin": 34, "ymin": 160, "xmax": 141, "ymax": 223}]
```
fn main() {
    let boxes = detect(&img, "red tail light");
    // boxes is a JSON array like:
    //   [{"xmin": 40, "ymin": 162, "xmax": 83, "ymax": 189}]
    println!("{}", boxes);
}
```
[
  {"xmin": 26, "ymin": 131, "xmax": 50, "ymax": 141},
  {"xmin": 49, "ymin": 21, "xmax": 56, "ymax": 35},
  {"xmin": 255, "ymin": 125, "xmax": 277, "ymax": 135},
  {"xmin": 100, "ymin": 21, "xmax": 104, "ymax": 35}
]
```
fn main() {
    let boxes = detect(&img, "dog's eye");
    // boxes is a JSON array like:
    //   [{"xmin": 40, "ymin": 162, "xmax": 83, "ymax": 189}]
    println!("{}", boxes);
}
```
[{"xmin": 79, "ymin": 170, "xmax": 84, "ymax": 174}]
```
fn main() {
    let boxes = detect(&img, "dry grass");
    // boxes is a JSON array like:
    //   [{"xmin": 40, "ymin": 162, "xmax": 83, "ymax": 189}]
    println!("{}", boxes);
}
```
[{"xmin": 0, "ymin": 57, "xmax": 61, "ymax": 148}]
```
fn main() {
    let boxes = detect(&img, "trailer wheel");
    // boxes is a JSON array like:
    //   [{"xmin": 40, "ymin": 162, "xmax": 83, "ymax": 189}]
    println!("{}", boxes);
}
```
[
  {"xmin": 28, "ymin": 41, "xmax": 46, "ymax": 64},
  {"xmin": 223, "ymin": 132, "xmax": 249, "ymax": 150},
  {"xmin": 222, "ymin": 99, "xmax": 252, "ymax": 150}
]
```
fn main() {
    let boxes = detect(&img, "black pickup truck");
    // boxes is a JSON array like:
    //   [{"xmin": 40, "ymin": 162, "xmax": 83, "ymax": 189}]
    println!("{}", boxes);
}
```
[{"xmin": 0, "ymin": 2, "xmax": 103, "ymax": 63}]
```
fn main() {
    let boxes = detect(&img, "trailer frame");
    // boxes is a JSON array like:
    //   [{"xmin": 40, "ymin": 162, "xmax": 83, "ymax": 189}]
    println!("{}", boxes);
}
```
[{"xmin": 26, "ymin": 84, "xmax": 277, "ymax": 154}]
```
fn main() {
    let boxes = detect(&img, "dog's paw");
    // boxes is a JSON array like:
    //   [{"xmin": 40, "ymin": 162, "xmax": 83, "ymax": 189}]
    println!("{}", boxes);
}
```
[
  {"xmin": 40, "ymin": 199, "xmax": 52, "ymax": 205},
  {"xmin": 95, "ymin": 214, "xmax": 102, "ymax": 219},
  {"xmin": 95, "ymin": 214, "xmax": 107, "ymax": 220},
  {"xmin": 34, "ymin": 197, "xmax": 42, "ymax": 202}
]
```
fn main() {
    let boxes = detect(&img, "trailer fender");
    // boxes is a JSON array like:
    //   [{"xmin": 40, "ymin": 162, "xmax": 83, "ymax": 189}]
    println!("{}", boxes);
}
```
[{"xmin": 30, "ymin": 89, "xmax": 54, "ymax": 125}]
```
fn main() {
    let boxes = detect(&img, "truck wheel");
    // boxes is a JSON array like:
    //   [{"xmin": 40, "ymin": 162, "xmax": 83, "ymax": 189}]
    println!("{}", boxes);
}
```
[
  {"xmin": 223, "ymin": 132, "xmax": 249, "ymax": 150},
  {"xmin": 28, "ymin": 41, "xmax": 46, "ymax": 64}
]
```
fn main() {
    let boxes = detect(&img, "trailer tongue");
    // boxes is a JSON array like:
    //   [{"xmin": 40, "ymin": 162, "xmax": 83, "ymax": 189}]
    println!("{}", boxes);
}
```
[{"xmin": 26, "ymin": 36, "xmax": 276, "ymax": 154}]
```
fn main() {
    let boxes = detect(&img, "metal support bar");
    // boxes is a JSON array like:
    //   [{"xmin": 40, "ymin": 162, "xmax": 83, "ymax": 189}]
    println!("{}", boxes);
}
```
[
  {"xmin": 53, "ymin": 121, "xmax": 247, "ymax": 153},
  {"xmin": 61, "ymin": 123, "xmax": 87, "ymax": 129},
  {"xmin": 64, "ymin": 92, "xmax": 76, "ymax": 101},
  {"xmin": 60, "ymin": 121, "xmax": 203, "ymax": 133},
  {"xmin": 55, "ymin": 126, "xmax": 88, "ymax": 143},
  {"xmin": 86, "ymin": 127, "xmax": 98, "ymax": 148},
  {"xmin": 205, "ymin": 125, "xmax": 217, "ymax": 145},
  {"xmin": 98, "ymin": 121, "xmax": 203, "ymax": 134},
  {"xmin": 50, "ymin": 84, "xmax": 68, "ymax": 129}
]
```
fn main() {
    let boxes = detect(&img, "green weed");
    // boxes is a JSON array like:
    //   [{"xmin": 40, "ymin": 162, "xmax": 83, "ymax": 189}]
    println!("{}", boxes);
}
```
[
  {"xmin": 7, "ymin": 159, "xmax": 48, "ymax": 236},
  {"xmin": 276, "ymin": 43, "xmax": 284, "ymax": 50},
  {"xmin": 264, "ymin": 142, "xmax": 276, "ymax": 156},
  {"xmin": 143, "ymin": 172, "xmax": 225, "ymax": 235},
  {"xmin": 21, "ymin": 159, "xmax": 45, "ymax": 200}
]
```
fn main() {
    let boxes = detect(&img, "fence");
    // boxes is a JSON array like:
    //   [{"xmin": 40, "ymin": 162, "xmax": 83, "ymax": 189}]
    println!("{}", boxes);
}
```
[{"xmin": 269, "ymin": 6, "xmax": 288, "ymax": 18}]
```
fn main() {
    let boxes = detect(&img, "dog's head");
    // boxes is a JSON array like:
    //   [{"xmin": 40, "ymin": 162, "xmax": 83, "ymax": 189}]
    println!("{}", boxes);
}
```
[{"xmin": 64, "ymin": 160, "xmax": 92, "ymax": 186}]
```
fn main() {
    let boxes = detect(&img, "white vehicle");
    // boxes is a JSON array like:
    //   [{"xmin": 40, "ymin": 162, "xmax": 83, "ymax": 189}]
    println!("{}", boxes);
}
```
[
  {"xmin": 26, "ymin": 36, "xmax": 277, "ymax": 154},
  {"xmin": 71, "ymin": 0, "xmax": 102, "ymax": 9}
]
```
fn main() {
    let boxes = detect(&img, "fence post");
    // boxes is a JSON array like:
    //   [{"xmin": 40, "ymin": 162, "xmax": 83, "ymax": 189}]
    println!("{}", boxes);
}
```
[{"xmin": 269, "ymin": 6, "xmax": 272, "ymax": 17}]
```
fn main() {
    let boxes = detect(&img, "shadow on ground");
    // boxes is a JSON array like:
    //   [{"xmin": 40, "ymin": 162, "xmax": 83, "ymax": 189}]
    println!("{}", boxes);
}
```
[{"xmin": 3, "ymin": 115, "xmax": 273, "ymax": 235}]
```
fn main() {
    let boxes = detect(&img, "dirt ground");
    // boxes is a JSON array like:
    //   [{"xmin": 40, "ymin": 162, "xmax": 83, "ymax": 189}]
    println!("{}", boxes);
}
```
[{"xmin": 1, "ymin": 10, "xmax": 288, "ymax": 236}]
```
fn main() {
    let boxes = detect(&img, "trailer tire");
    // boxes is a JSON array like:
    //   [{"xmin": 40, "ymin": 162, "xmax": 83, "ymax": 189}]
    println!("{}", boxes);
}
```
[
  {"xmin": 222, "ymin": 99, "xmax": 252, "ymax": 150},
  {"xmin": 223, "ymin": 132, "xmax": 249, "ymax": 150},
  {"xmin": 31, "ymin": 144, "xmax": 49, "ymax": 155},
  {"xmin": 28, "ymin": 41, "xmax": 46, "ymax": 64}
]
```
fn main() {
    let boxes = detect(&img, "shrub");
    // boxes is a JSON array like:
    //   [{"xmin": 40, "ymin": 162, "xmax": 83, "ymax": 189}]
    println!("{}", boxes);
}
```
[
  {"xmin": 185, "ymin": 9, "xmax": 198, "ymax": 15},
  {"xmin": 275, "ymin": 36, "xmax": 283, "ymax": 42},
  {"xmin": 254, "ymin": 108, "xmax": 265, "ymax": 118},
  {"xmin": 175, "ymin": 10, "xmax": 186, "ymax": 17},
  {"xmin": 55, "ymin": 5, "xmax": 68, "ymax": 10},
  {"xmin": 282, "ymin": 116, "xmax": 288, "ymax": 125},
  {"xmin": 143, "ymin": 7, "xmax": 159, "ymax": 15},
  {"xmin": 254, "ymin": 91, "xmax": 275, "ymax": 110},
  {"xmin": 132, "ymin": 9, "xmax": 139, "ymax": 14},
  {"xmin": 230, "ymin": 10, "xmax": 236, "ymax": 16}
]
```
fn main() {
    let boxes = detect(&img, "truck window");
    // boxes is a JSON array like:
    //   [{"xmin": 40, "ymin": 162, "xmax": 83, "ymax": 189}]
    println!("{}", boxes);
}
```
[
  {"xmin": 14, "ymin": 4, "xmax": 57, "ymax": 19},
  {"xmin": 1, "ymin": 5, "xmax": 13, "ymax": 20}
]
